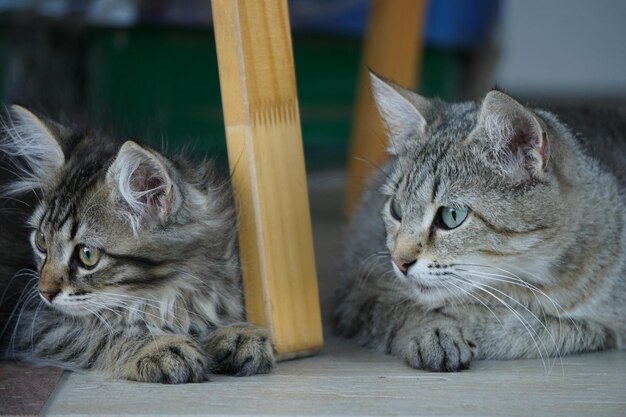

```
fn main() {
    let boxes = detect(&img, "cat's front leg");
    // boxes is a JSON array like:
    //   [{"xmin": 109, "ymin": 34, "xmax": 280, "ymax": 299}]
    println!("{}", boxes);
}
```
[
  {"xmin": 448, "ymin": 305, "xmax": 611, "ymax": 360},
  {"xmin": 205, "ymin": 325, "xmax": 275, "ymax": 376},
  {"xmin": 119, "ymin": 335, "xmax": 210, "ymax": 384},
  {"xmin": 390, "ymin": 314, "xmax": 477, "ymax": 372},
  {"xmin": 335, "ymin": 289, "xmax": 476, "ymax": 371}
]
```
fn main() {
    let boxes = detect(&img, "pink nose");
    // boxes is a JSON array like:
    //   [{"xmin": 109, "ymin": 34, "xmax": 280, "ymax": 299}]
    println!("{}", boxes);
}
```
[
  {"xmin": 393, "ymin": 258, "xmax": 417, "ymax": 275},
  {"xmin": 40, "ymin": 288, "xmax": 60, "ymax": 302}
]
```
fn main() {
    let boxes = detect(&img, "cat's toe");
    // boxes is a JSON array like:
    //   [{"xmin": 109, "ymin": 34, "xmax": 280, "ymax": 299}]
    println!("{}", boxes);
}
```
[
  {"xmin": 132, "ymin": 337, "xmax": 210, "ymax": 384},
  {"xmin": 405, "ymin": 326, "xmax": 476, "ymax": 372},
  {"xmin": 207, "ymin": 326, "xmax": 275, "ymax": 376}
]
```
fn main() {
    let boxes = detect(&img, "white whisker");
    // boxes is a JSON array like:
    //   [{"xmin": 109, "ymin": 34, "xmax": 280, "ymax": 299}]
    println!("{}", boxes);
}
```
[{"xmin": 459, "ymin": 276, "xmax": 548, "ymax": 371}]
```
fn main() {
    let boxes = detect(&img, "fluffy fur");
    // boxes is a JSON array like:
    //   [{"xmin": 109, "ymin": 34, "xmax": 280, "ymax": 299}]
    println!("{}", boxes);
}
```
[
  {"xmin": 0, "ymin": 106, "xmax": 274, "ymax": 383},
  {"xmin": 334, "ymin": 73, "xmax": 626, "ymax": 372}
]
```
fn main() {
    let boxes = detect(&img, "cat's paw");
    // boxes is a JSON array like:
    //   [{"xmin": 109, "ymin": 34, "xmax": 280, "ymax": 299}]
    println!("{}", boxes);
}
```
[
  {"xmin": 396, "ymin": 323, "xmax": 477, "ymax": 372},
  {"xmin": 130, "ymin": 336, "xmax": 210, "ymax": 384},
  {"xmin": 206, "ymin": 326, "xmax": 275, "ymax": 376}
]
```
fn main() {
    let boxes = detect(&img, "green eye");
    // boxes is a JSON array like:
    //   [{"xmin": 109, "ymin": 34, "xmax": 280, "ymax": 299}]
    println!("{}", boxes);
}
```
[
  {"xmin": 34, "ymin": 230, "xmax": 47, "ymax": 253},
  {"xmin": 77, "ymin": 245, "xmax": 101, "ymax": 269},
  {"xmin": 438, "ymin": 207, "xmax": 469, "ymax": 230},
  {"xmin": 390, "ymin": 198, "xmax": 402, "ymax": 221}
]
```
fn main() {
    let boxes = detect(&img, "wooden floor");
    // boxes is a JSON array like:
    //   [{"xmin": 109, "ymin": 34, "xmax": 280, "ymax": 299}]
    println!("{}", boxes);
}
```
[{"xmin": 43, "ymin": 335, "xmax": 626, "ymax": 417}]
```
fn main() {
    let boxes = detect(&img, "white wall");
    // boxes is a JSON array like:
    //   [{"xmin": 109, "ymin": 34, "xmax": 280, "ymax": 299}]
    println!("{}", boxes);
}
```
[{"xmin": 494, "ymin": 0, "xmax": 626, "ymax": 98}]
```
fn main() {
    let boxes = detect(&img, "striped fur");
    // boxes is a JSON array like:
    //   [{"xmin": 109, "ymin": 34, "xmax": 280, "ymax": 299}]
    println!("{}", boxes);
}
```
[
  {"xmin": 335, "ymin": 74, "xmax": 625, "ymax": 372},
  {"xmin": 0, "ymin": 106, "xmax": 274, "ymax": 383}
]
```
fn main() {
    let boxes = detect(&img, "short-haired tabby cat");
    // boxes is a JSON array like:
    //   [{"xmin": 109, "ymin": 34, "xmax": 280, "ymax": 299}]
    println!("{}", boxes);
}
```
[
  {"xmin": 0, "ymin": 106, "xmax": 274, "ymax": 383},
  {"xmin": 335, "ymin": 73, "xmax": 625, "ymax": 372}
]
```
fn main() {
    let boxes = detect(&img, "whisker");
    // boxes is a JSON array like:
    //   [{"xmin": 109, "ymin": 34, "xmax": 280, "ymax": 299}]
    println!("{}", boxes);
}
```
[
  {"xmin": 454, "ymin": 263, "xmax": 578, "ymax": 359},
  {"xmin": 29, "ymin": 300, "xmax": 44, "ymax": 356},
  {"xmin": 461, "ymin": 273, "xmax": 564, "ymax": 370},
  {"xmin": 1, "ymin": 276, "xmax": 39, "ymax": 341},
  {"xmin": 84, "ymin": 305, "xmax": 115, "ymax": 336},
  {"xmin": 445, "ymin": 276, "xmax": 506, "ymax": 330},
  {"xmin": 457, "ymin": 276, "xmax": 548, "ymax": 371},
  {"xmin": 9, "ymin": 289, "xmax": 40, "ymax": 356}
]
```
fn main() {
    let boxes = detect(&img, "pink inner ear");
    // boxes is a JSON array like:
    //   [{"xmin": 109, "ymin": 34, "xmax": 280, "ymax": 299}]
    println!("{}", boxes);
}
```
[
  {"xmin": 129, "ymin": 162, "xmax": 168, "ymax": 210},
  {"xmin": 506, "ymin": 129, "xmax": 533, "ymax": 156},
  {"xmin": 505, "ymin": 115, "xmax": 547, "ymax": 172}
]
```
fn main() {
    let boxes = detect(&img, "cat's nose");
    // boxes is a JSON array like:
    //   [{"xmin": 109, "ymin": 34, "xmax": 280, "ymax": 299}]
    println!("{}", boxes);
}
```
[
  {"xmin": 39, "ymin": 263, "xmax": 64, "ymax": 302},
  {"xmin": 393, "ymin": 258, "xmax": 417, "ymax": 275},
  {"xmin": 40, "ymin": 288, "xmax": 60, "ymax": 302}
]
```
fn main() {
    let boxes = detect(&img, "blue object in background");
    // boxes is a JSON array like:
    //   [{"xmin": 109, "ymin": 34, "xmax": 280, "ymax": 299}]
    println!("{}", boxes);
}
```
[
  {"xmin": 425, "ymin": 0, "xmax": 500, "ymax": 49},
  {"xmin": 289, "ymin": 0, "xmax": 500, "ymax": 50},
  {"xmin": 289, "ymin": 0, "xmax": 370, "ymax": 35}
]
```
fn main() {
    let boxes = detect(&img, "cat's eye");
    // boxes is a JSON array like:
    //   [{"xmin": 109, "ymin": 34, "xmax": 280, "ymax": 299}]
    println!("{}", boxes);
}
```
[
  {"xmin": 77, "ymin": 245, "xmax": 101, "ymax": 269},
  {"xmin": 437, "ymin": 207, "xmax": 469, "ymax": 230},
  {"xmin": 390, "ymin": 198, "xmax": 402, "ymax": 221},
  {"xmin": 34, "ymin": 230, "xmax": 47, "ymax": 253}
]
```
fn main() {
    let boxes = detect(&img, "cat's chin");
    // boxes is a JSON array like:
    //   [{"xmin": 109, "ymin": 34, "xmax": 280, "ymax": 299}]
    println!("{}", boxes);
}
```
[
  {"xmin": 50, "ymin": 303, "xmax": 93, "ymax": 317},
  {"xmin": 399, "ymin": 275, "xmax": 456, "ymax": 309},
  {"xmin": 407, "ymin": 285, "xmax": 455, "ymax": 309}
]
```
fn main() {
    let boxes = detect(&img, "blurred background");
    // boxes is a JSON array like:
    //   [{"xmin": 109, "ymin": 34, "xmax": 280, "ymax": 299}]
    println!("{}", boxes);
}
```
[{"xmin": 1, "ymin": 0, "xmax": 624, "ymax": 170}]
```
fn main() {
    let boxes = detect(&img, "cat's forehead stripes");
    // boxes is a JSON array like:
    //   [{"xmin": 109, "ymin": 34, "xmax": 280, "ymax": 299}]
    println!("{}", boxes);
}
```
[
  {"xmin": 397, "ymin": 154, "xmax": 442, "ymax": 206},
  {"xmin": 394, "ymin": 115, "xmax": 485, "ymax": 208},
  {"xmin": 42, "ymin": 156, "xmax": 110, "ymax": 232}
]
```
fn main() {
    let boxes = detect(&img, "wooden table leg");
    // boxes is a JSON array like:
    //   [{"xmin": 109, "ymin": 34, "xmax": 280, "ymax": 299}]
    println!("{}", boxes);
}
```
[
  {"xmin": 344, "ymin": 0, "xmax": 428, "ymax": 214},
  {"xmin": 212, "ymin": 0, "xmax": 323, "ymax": 360}
]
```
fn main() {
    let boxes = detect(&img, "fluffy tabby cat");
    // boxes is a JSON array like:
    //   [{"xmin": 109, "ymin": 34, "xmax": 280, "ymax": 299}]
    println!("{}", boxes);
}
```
[
  {"xmin": 0, "ymin": 106, "xmax": 274, "ymax": 383},
  {"xmin": 335, "ymin": 73, "xmax": 626, "ymax": 372}
]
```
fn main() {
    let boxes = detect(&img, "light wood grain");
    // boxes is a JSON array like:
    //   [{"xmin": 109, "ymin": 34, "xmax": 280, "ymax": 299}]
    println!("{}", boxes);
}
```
[
  {"xmin": 43, "ymin": 336, "xmax": 626, "ymax": 417},
  {"xmin": 345, "ymin": 0, "xmax": 428, "ymax": 213},
  {"xmin": 211, "ymin": 0, "xmax": 323, "ymax": 359}
]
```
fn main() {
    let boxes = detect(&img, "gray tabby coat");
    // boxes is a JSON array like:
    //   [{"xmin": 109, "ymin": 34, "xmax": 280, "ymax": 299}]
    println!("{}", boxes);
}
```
[
  {"xmin": 0, "ymin": 106, "xmax": 274, "ymax": 383},
  {"xmin": 335, "ymin": 73, "xmax": 626, "ymax": 371}
]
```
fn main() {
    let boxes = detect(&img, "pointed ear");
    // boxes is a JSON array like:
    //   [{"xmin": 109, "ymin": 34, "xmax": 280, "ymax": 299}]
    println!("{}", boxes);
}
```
[
  {"xmin": 0, "ymin": 105, "xmax": 66, "ymax": 194},
  {"xmin": 478, "ymin": 90, "xmax": 549, "ymax": 181},
  {"xmin": 106, "ymin": 141, "xmax": 180, "ymax": 232},
  {"xmin": 369, "ymin": 71, "xmax": 433, "ymax": 155}
]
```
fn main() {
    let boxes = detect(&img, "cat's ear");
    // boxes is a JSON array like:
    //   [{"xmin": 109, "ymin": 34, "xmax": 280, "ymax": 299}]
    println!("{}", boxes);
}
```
[
  {"xmin": 106, "ymin": 141, "xmax": 180, "ymax": 232},
  {"xmin": 477, "ymin": 90, "xmax": 549, "ymax": 181},
  {"xmin": 369, "ymin": 71, "xmax": 433, "ymax": 155},
  {"xmin": 0, "ymin": 105, "xmax": 66, "ymax": 194}
]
